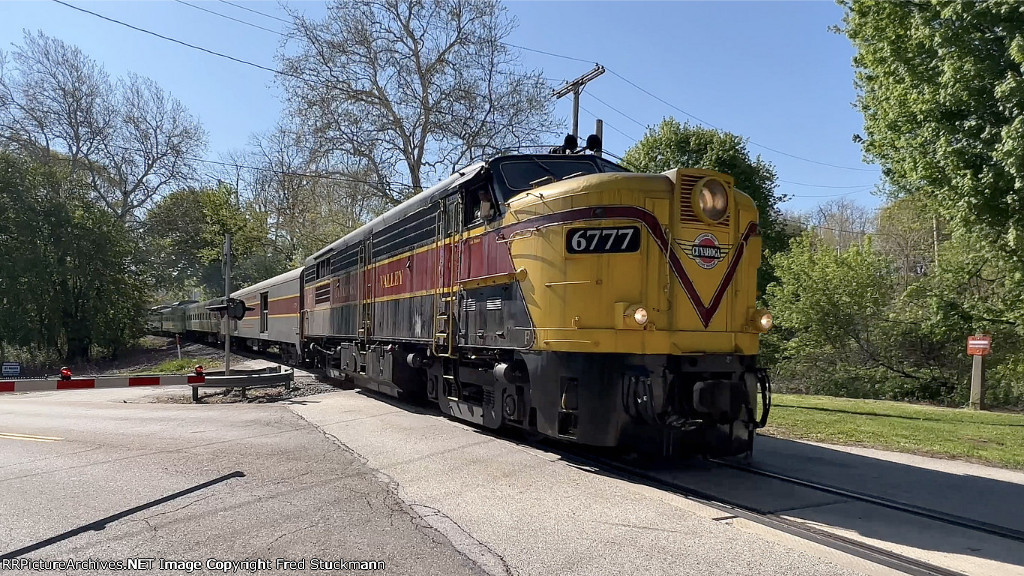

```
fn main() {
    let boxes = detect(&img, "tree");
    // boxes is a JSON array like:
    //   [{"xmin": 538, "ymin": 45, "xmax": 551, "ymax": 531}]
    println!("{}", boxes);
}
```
[
  {"xmin": 839, "ymin": 1, "xmax": 1024, "ymax": 406},
  {"xmin": 242, "ymin": 123, "xmax": 387, "ymax": 263},
  {"xmin": 875, "ymin": 195, "xmax": 937, "ymax": 291},
  {"xmin": 623, "ymin": 118, "xmax": 788, "ymax": 291},
  {"xmin": 144, "ymin": 184, "xmax": 287, "ymax": 298},
  {"xmin": 279, "ymin": 0, "xmax": 555, "ymax": 205},
  {"xmin": 0, "ymin": 31, "xmax": 206, "ymax": 221},
  {"xmin": 840, "ymin": 1, "xmax": 1024, "ymax": 281},
  {"xmin": 0, "ymin": 151, "xmax": 147, "ymax": 362},
  {"xmin": 809, "ymin": 198, "xmax": 875, "ymax": 252}
]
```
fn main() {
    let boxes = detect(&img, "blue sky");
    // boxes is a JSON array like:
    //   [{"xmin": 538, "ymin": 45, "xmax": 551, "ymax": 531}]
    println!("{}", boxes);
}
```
[{"xmin": 0, "ymin": 1, "xmax": 882, "ymax": 212}]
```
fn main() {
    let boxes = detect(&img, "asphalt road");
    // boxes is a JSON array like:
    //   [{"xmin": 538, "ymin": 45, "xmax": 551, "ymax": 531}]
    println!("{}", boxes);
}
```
[
  {"xmin": 0, "ymin": 386, "xmax": 486, "ymax": 576},
  {"xmin": 6, "ymin": 378, "xmax": 1019, "ymax": 576}
]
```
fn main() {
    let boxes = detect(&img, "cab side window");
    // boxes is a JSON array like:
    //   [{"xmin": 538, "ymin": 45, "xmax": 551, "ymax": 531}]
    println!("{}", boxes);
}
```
[{"xmin": 463, "ymin": 185, "xmax": 496, "ymax": 227}]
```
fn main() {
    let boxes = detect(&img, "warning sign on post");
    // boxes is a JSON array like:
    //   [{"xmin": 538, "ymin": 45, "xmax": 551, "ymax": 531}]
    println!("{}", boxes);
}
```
[
  {"xmin": 1, "ymin": 362, "xmax": 21, "ymax": 377},
  {"xmin": 967, "ymin": 334, "xmax": 992, "ymax": 356}
]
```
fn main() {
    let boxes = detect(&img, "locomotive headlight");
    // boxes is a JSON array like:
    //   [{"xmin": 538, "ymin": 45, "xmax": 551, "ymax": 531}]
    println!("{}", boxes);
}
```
[
  {"xmin": 627, "ymin": 305, "xmax": 648, "ymax": 326},
  {"xmin": 693, "ymin": 177, "xmax": 729, "ymax": 223},
  {"xmin": 750, "ymin": 309, "xmax": 773, "ymax": 332}
]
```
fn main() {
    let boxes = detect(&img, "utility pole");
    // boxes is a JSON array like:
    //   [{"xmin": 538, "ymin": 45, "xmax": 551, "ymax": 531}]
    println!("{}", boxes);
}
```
[
  {"xmin": 595, "ymin": 119, "xmax": 604, "ymax": 157},
  {"xmin": 223, "ymin": 233, "xmax": 232, "ymax": 376},
  {"xmin": 553, "ymin": 64, "xmax": 605, "ymax": 139}
]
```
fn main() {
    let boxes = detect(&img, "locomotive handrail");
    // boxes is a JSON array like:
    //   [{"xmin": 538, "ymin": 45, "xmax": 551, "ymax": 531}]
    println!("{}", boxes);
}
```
[
  {"xmin": 543, "ymin": 280, "xmax": 591, "ymax": 287},
  {"xmin": 460, "ymin": 268, "xmax": 527, "ymax": 290},
  {"xmin": 495, "ymin": 228, "xmax": 536, "ymax": 243}
]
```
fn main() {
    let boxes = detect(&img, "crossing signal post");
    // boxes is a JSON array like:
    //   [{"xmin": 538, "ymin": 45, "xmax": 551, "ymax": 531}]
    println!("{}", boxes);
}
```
[
  {"xmin": 205, "ymin": 235, "xmax": 252, "ymax": 376},
  {"xmin": 224, "ymin": 234, "xmax": 232, "ymax": 375}
]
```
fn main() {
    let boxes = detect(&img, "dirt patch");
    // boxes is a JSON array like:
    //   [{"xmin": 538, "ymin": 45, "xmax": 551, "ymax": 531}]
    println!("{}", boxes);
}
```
[{"xmin": 146, "ymin": 377, "xmax": 344, "ymax": 405}]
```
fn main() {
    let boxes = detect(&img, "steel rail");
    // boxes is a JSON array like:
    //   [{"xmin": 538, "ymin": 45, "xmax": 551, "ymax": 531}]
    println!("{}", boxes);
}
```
[
  {"xmin": 567, "ymin": 453, "xmax": 968, "ymax": 576},
  {"xmin": 711, "ymin": 458, "xmax": 1024, "ymax": 545}
]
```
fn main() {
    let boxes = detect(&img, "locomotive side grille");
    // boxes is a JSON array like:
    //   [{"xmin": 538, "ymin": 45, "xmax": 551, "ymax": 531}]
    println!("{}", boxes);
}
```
[
  {"xmin": 314, "ymin": 283, "xmax": 331, "ymax": 305},
  {"xmin": 679, "ymin": 173, "xmax": 731, "ymax": 229}
]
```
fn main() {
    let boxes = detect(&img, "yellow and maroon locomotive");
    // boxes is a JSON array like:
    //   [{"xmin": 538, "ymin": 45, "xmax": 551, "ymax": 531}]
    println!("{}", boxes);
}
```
[
  {"xmin": 160, "ymin": 138, "xmax": 772, "ymax": 456},
  {"xmin": 298, "ymin": 140, "xmax": 772, "ymax": 456}
]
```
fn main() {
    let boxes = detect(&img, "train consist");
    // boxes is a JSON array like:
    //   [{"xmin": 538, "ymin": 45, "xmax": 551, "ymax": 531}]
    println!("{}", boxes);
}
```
[{"xmin": 151, "ymin": 141, "xmax": 773, "ymax": 456}]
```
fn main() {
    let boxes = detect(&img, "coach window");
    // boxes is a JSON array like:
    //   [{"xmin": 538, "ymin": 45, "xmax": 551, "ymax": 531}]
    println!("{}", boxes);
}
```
[{"xmin": 259, "ymin": 292, "xmax": 269, "ymax": 333}]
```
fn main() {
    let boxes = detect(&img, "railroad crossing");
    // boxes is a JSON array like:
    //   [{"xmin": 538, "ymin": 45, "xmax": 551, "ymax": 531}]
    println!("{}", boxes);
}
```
[{"xmin": 1, "ymin": 361, "xmax": 1022, "ymax": 576}]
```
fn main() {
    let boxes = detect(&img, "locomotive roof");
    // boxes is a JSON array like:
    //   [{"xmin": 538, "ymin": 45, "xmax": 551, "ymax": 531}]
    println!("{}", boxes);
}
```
[
  {"xmin": 305, "ymin": 160, "xmax": 487, "ymax": 266},
  {"xmin": 303, "ymin": 153, "xmax": 627, "ymax": 267}
]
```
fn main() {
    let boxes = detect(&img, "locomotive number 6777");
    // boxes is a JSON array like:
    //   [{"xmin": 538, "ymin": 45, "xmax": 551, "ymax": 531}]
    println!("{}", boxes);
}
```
[{"xmin": 159, "ymin": 137, "xmax": 772, "ymax": 457}]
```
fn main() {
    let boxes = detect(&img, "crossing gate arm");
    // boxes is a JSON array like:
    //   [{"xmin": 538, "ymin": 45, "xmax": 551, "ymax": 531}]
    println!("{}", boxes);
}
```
[{"xmin": 0, "ymin": 373, "xmax": 205, "ymax": 394}]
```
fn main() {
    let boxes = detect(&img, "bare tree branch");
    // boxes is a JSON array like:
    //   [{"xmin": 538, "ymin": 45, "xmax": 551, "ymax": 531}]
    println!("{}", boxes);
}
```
[
  {"xmin": 278, "ymin": 0, "xmax": 555, "ymax": 206},
  {"xmin": 0, "ymin": 32, "xmax": 206, "ymax": 222}
]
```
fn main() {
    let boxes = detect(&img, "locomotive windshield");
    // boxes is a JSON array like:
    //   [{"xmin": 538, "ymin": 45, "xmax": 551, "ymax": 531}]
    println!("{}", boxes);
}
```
[{"xmin": 490, "ymin": 155, "xmax": 630, "ymax": 203}]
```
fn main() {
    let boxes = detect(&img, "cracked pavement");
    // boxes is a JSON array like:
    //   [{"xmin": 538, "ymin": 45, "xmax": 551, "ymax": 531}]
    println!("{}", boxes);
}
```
[{"xmin": 0, "ymin": 386, "xmax": 488, "ymax": 575}]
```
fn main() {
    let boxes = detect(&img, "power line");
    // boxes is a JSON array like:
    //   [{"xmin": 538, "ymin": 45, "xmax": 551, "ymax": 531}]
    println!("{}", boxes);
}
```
[
  {"xmin": 780, "ymin": 187, "xmax": 875, "ymax": 199},
  {"xmin": 586, "ymin": 92, "xmax": 647, "ymax": 132},
  {"xmin": 780, "ymin": 180, "xmax": 876, "ymax": 189},
  {"xmin": 50, "ymin": 0, "xmax": 534, "ymax": 134},
  {"xmin": 782, "ymin": 217, "xmax": 891, "ymax": 238},
  {"xmin": 505, "ymin": 42, "xmax": 879, "ymax": 173},
  {"xmin": 580, "ymin": 100, "xmax": 877, "ymax": 195},
  {"xmin": 55, "ymin": 0, "xmax": 879, "ymax": 196},
  {"xmin": 52, "ymin": 0, "xmax": 284, "ymax": 76},
  {"xmin": 577, "ymin": 103, "xmax": 639, "ymax": 142},
  {"xmin": 502, "ymin": 42, "xmax": 594, "ymax": 64},
  {"xmin": 106, "ymin": 142, "xmax": 417, "ymax": 191},
  {"xmin": 604, "ymin": 68, "xmax": 877, "ymax": 173},
  {"xmin": 172, "ymin": 0, "xmax": 285, "ymax": 36},
  {"xmin": 216, "ymin": 0, "xmax": 291, "ymax": 25}
]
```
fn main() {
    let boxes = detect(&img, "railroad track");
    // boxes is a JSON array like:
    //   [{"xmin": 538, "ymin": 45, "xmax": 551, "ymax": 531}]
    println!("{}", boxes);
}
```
[
  {"xmin": 559, "ymin": 451, "xmax": 975, "ymax": 576},
  {"xmin": 711, "ymin": 457, "xmax": 1024, "ymax": 545},
  {"xmin": 171, "ymin": 339, "xmax": 1006, "ymax": 576}
]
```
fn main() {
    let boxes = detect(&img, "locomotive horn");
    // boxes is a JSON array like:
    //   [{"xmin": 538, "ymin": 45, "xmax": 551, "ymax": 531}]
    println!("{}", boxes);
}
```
[{"xmin": 562, "ymin": 134, "xmax": 578, "ymax": 154}]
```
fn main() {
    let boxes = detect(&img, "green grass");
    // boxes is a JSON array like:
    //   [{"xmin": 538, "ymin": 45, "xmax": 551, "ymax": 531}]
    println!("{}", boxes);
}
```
[
  {"xmin": 763, "ymin": 394, "xmax": 1024, "ymax": 469},
  {"xmin": 149, "ymin": 357, "xmax": 222, "ymax": 374}
]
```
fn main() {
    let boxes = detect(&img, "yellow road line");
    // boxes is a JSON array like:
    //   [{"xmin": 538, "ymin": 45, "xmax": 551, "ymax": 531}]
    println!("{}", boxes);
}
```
[{"xmin": 0, "ymin": 432, "xmax": 63, "ymax": 442}]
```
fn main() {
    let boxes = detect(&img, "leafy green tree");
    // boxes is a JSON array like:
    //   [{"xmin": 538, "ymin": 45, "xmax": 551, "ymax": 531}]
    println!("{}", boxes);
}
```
[
  {"xmin": 623, "ymin": 118, "xmax": 788, "ymax": 291},
  {"xmin": 840, "ymin": 0, "xmax": 1024, "ymax": 296},
  {"xmin": 143, "ymin": 184, "xmax": 288, "ymax": 298},
  {"xmin": 839, "ymin": 1, "xmax": 1024, "ymax": 406},
  {"xmin": 766, "ymin": 233, "xmax": 895, "ymax": 397},
  {"xmin": 0, "ymin": 152, "xmax": 146, "ymax": 362},
  {"xmin": 765, "ymin": 228, "xmax": 1024, "ymax": 405}
]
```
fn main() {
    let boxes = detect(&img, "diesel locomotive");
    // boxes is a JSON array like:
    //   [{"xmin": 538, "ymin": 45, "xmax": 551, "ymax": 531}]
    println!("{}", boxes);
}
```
[{"xmin": 153, "ymin": 141, "xmax": 773, "ymax": 456}]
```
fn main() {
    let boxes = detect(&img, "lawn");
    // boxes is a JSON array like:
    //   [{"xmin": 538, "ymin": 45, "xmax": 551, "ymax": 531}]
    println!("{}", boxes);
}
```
[
  {"xmin": 148, "ymin": 357, "xmax": 222, "ymax": 374},
  {"xmin": 762, "ymin": 394, "xmax": 1024, "ymax": 469}
]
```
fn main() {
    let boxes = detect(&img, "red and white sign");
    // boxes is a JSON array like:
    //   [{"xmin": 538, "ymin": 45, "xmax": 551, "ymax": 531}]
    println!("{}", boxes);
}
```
[
  {"xmin": 0, "ymin": 373, "xmax": 204, "ymax": 394},
  {"xmin": 967, "ymin": 334, "xmax": 992, "ymax": 356}
]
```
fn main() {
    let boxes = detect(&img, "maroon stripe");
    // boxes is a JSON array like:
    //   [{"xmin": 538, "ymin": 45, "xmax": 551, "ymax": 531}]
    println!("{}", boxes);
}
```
[
  {"xmin": 129, "ymin": 376, "xmax": 160, "ymax": 387},
  {"xmin": 501, "ymin": 206, "xmax": 758, "ymax": 328},
  {"xmin": 187, "ymin": 375, "xmax": 205, "ymax": 384},
  {"xmin": 57, "ymin": 379, "xmax": 95, "ymax": 390},
  {"xmin": 0, "ymin": 382, "xmax": 14, "ymax": 392}
]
